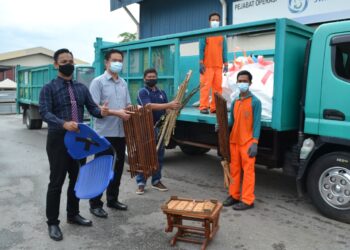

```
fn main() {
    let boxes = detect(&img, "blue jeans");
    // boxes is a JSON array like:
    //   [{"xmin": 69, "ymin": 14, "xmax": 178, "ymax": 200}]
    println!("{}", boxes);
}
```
[
  {"xmin": 136, "ymin": 146, "xmax": 164, "ymax": 186},
  {"xmin": 136, "ymin": 128, "xmax": 165, "ymax": 186}
]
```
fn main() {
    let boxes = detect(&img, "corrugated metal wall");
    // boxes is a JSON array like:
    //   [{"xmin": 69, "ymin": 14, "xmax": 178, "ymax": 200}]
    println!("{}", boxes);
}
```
[
  {"xmin": 139, "ymin": 0, "xmax": 235, "ymax": 38},
  {"xmin": 0, "ymin": 90, "xmax": 16, "ymax": 114}
]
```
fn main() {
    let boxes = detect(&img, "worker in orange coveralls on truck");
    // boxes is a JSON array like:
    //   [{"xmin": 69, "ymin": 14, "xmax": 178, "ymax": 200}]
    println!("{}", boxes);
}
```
[
  {"xmin": 199, "ymin": 12, "xmax": 228, "ymax": 114},
  {"xmin": 223, "ymin": 70, "xmax": 262, "ymax": 210}
]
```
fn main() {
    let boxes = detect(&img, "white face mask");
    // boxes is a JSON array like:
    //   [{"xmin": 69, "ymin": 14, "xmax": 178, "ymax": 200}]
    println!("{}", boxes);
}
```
[
  {"xmin": 110, "ymin": 61, "xmax": 123, "ymax": 73},
  {"xmin": 237, "ymin": 82, "xmax": 249, "ymax": 93},
  {"xmin": 210, "ymin": 21, "xmax": 220, "ymax": 28}
]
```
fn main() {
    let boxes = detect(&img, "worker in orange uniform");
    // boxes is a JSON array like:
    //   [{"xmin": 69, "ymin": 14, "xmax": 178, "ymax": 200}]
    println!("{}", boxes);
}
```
[
  {"xmin": 199, "ymin": 12, "xmax": 228, "ymax": 114},
  {"xmin": 223, "ymin": 70, "xmax": 261, "ymax": 210}
]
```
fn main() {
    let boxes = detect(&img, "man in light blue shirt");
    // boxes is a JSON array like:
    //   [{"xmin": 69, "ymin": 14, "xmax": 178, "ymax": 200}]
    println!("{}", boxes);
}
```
[{"xmin": 89, "ymin": 49, "xmax": 131, "ymax": 218}]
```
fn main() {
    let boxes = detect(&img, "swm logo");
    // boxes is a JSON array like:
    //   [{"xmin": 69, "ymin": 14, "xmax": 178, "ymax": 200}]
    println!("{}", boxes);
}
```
[{"xmin": 288, "ymin": 0, "xmax": 308, "ymax": 13}]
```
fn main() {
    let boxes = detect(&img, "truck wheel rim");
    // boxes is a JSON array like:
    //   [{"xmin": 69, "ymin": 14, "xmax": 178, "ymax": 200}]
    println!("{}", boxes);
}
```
[
  {"xmin": 319, "ymin": 166, "xmax": 350, "ymax": 210},
  {"xmin": 26, "ymin": 113, "xmax": 30, "ymax": 126}
]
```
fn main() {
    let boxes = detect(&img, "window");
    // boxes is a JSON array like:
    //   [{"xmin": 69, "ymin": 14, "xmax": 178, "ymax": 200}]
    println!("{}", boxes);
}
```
[
  {"xmin": 151, "ymin": 45, "xmax": 175, "ymax": 76},
  {"xmin": 24, "ymin": 72, "xmax": 29, "ymax": 85},
  {"xmin": 118, "ymin": 42, "xmax": 176, "ymax": 104},
  {"xmin": 333, "ymin": 41, "xmax": 350, "ymax": 81},
  {"xmin": 76, "ymin": 67, "xmax": 95, "ymax": 88}
]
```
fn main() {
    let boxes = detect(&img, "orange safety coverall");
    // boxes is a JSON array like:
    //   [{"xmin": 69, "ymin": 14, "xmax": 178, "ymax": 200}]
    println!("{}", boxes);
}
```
[
  {"xmin": 199, "ymin": 36, "xmax": 228, "ymax": 112},
  {"xmin": 229, "ymin": 92, "xmax": 262, "ymax": 205}
]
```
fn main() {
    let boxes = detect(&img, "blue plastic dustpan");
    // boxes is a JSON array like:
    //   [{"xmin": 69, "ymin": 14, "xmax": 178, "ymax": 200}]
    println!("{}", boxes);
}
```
[
  {"xmin": 74, "ymin": 155, "xmax": 114, "ymax": 199},
  {"xmin": 64, "ymin": 123, "xmax": 111, "ymax": 160}
]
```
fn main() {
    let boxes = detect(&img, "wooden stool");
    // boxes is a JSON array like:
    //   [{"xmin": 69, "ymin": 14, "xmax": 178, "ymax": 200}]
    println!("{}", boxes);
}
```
[{"xmin": 161, "ymin": 196, "xmax": 223, "ymax": 250}]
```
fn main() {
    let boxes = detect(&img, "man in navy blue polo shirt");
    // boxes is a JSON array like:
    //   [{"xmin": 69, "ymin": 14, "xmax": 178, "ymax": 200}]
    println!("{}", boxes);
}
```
[{"xmin": 136, "ymin": 68, "xmax": 181, "ymax": 194}]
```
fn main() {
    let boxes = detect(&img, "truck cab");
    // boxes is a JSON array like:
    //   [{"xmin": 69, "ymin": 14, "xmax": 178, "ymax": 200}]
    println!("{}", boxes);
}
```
[{"xmin": 299, "ymin": 21, "xmax": 350, "ymax": 223}]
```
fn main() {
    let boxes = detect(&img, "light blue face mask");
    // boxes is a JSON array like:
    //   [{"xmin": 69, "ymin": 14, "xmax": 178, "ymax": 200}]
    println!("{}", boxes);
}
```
[
  {"xmin": 210, "ymin": 21, "xmax": 220, "ymax": 28},
  {"xmin": 110, "ymin": 61, "xmax": 123, "ymax": 73},
  {"xmin": 238, "ymin": 82, "xmax": 249, "ymax": 93}
]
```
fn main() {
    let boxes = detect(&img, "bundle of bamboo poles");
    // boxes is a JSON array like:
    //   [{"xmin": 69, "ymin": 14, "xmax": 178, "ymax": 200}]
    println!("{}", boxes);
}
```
[
  {"xmin": 154, "ymin": 84, "xmax": 200, "ymax": 129},
  {"xmin": 123, "ymin": 105, "xmax": 158, "ymax": 178},
  {"xmin": 214, "ymin": 92, "xmax": 234, "ymax": 188},
  {"xmin": 157, "ymin": 70, "xmax": 193, "ymax": 151}
]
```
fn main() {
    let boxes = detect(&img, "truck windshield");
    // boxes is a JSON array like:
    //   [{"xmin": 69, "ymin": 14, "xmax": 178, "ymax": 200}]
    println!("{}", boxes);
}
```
[{"xmin": 76, "ymin": 67, "xmax": 95, "ymax": 88}]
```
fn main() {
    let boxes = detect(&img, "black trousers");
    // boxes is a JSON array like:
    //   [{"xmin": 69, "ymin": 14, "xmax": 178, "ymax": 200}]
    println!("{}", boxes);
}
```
[
  {"xmin": 89, "ymin": 137, "xmax": 126, "ymax": 208},
  {"xmin": 46, "ymin": 131, "xmax": 82, "ymax": 225}
]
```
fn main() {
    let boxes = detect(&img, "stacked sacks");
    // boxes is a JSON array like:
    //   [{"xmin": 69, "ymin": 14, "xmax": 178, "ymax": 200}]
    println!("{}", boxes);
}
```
[{"xmin": 222, "ymin": 55, "xmax": 274, "ymax": 120}]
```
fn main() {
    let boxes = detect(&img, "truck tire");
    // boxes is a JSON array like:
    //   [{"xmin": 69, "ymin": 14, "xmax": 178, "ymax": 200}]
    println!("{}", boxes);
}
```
[
  {"xmin": 307, "ymin": 152, "xmax": 350, "ymax": 223},
  {"xmin": 24, "ymin": 109, "xmax": 42, "ymax": 130},
  {"xmin": 179, "ymin": 144, "xmax": 210, "ymax": 155},
  {"xmin": 34, "ymin": 119, "xmax": 43, "ymax": 129}
]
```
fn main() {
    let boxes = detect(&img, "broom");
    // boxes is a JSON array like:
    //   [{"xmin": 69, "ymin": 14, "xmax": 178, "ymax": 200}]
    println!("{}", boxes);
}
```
[
  {"xmin": 214, "ymin": 92, "xmax": 234, "ymax": 188},
  {"xmin": 157, "ymin": 70, "xmax": 192, "ymax": 151}
]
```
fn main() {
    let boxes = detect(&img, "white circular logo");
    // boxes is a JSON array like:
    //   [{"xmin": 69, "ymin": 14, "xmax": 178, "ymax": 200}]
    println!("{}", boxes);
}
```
[{"xmin": 289, "ymin": 0, "xmax": 308, "ymax": 14}]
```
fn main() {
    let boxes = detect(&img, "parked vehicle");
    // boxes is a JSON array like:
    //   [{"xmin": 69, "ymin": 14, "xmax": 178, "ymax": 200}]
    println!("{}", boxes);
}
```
[
  {"xmin": 93, "ymin": 18, "xmax": 350, "ymax": 223},
  {"xmin": 16, "ymin": 64, "xmax": 95, "ymax": 129}
]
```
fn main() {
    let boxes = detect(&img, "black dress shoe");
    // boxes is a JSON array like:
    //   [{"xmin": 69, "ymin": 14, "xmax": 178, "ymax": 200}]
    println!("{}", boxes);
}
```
[
  {"xmin": 48, "ymin": 225, "xmax": 63, "ymax": 241},
  {"xmin": 223, "ymin": 196, "xmax": 240, "ymax": 207},
  {"xmin": 107, "ymin": 200, "xmax": 128, "ymax": 210},
  {"xmin": 233, "ymin": 202, "xmax": 254, "ymax": 211},
  {"xmin": 90, "ymin": 207, "xmax": 108, "ymax": 218},
  {"xmin": 67, "ymin": 214, "xmax": 92, "ymax": 226}
]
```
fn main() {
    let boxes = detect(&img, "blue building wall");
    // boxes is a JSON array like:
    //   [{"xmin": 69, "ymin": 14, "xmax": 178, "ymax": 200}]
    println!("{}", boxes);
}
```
[{"xmin": 139, "ymin": 0, "xmax": 235, "ymax": 38}]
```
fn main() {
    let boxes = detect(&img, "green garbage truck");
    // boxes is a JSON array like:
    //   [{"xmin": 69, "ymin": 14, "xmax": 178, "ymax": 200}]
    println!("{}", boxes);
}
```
[
  {"xmin": 16, "ymin": 64, "xmax": 95, "ymax": 129},
  {"xmin": 93, "ymin": 18, "xmax": 350, "ymax": 223}
]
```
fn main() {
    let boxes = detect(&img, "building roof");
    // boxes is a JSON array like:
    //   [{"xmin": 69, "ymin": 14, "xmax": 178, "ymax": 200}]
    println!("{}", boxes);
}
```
[
  {"xmin": 0, "ymin": 47, "xmax": 88, "ymax": 65},
  {"xmin": 110, "ymin": 0, "xmax": 142, "ymax": 11}
]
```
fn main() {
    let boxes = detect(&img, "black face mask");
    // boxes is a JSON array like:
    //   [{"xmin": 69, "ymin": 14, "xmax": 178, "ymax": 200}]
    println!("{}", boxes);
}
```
[
  {"xmin": 145, "ymin": 79, "xmax": 157, "ymax": 87},
  {"xmin": 59, "ymin": 63, "xmax": 75, "ymax": 77}
]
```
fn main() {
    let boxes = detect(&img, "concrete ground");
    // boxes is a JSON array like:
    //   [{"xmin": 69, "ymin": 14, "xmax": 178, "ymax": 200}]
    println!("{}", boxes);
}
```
[{"xmin": 0, "ymin": 114, "xmax": 349, "ymax": 250}]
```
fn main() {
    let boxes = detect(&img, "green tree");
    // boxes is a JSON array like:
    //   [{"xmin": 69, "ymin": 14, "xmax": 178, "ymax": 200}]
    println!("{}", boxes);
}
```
[{"xmin": 118, "ymin": 32, "xmax": 137, "ymax": 43}]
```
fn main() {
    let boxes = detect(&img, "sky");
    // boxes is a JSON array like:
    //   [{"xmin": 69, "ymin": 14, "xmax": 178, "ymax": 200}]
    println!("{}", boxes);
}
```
[{"xmin": 0, "ymin": 0, "xmax": 139, "ymax": 63}]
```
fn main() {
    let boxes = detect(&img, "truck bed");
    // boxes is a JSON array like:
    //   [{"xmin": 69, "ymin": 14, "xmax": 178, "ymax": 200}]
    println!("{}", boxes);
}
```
[{"xmin": 178, "ymin": 106, "xmax": 272, "ymax": 127}]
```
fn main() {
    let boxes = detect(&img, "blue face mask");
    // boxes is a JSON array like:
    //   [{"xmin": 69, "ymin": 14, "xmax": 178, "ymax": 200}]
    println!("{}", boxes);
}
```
[
  {"xmin": 238, "ymin": 82, "xmax": 249, "ymax": 93},
  {"xmin": 110, "ymin": 61, "xmax": 123, "ymax": 73},
  {"xmin": 210, "ymin": 21, "xmax": 220, "ymax": 28}
]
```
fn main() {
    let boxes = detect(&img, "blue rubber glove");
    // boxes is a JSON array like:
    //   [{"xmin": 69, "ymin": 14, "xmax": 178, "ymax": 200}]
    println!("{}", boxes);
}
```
[
  {"xmin": 200, "ymin": 63, "xmax": 205, "ymax": 74},
  {"xmin": 248, "ymin": 143, "xmax": 258, "ymax": 158},
  {"xmin": 223, "ymin": 65, "xmax": 228, "ymax": 74}
]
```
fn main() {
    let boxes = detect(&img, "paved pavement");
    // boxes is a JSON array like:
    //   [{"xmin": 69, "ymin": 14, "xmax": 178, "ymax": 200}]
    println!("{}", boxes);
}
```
[{"xmin": 0, "ymin": 114, "xmax": 349, "ymax": 250}]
